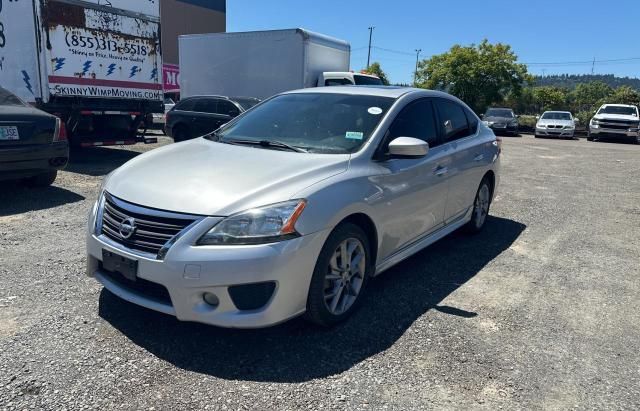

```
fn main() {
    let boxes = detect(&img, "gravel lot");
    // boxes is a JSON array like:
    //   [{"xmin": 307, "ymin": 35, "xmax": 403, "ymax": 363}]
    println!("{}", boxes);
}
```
[{"xmin": 1, "ymin": 135, "xmax": 639, "ymax": 410}]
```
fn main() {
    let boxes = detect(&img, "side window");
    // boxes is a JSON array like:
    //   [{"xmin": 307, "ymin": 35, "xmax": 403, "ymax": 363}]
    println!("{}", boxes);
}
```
[
  {"xmin": 193, "ymin": 99, "xmax": 218, "ymax": 114},
  {"xmin": 387, "ymin": 99, "xmax": 439, "ymax": 147},
  {"xmin": 436, "ymin": 99, "xmax": 472, "ymax": 142},
  {"xmin": 218, "ymin": 100, "xmax": 241, "ymax": 117},
  {"xmin": 463, "ymin": 107, "xmax": 479, "ymax": 134},
  {"xmin": 175, "ymin": 99, "xmax": 195, "ymax": 111}
]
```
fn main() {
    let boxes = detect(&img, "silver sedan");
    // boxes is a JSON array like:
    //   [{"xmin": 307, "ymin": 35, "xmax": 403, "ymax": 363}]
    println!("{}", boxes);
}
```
[{"xmin": 86, "ymin": 87, "xmax": 501, "ymax": 328}]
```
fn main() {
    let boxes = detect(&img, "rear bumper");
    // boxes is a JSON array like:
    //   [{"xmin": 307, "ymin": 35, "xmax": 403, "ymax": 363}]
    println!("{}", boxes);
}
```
[{"xmin": 0, "ymin": 142, "xmax": 69, "ymax": 180}]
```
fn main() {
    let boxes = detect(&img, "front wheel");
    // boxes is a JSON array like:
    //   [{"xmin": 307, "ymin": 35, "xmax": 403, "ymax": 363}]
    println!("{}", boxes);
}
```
[
  {"xmin": 464, "ymin": 178, "xmax": 492, "ymax": 234},
  {"xmin": 305, "ymin": 223, "xmax": 372, "ymax": 327}
]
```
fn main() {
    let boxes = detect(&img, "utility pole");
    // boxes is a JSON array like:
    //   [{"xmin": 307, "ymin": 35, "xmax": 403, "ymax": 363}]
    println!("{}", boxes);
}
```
[
  {"xmin": 591, "ymin": 57, "xmax": 596, "ymax": 75},
  {"xmin": 414, "ymin": 49, "xmax": 422, "ymax": 86},
  {"xmin": 541, "ymin": 69, "xmax": 546, "ymax": 77},
  {"xmin": 367, "ymin": 26, "xmax": 375, "ymax": 69}
]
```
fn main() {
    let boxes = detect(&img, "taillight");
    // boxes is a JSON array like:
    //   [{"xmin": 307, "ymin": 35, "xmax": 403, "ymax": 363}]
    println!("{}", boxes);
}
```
[{"xmin": 53, "ymin": 118, "xmax": 68, "ymax": 142}]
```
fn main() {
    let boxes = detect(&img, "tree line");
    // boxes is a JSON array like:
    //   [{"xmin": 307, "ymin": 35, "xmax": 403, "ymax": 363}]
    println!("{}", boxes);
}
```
[{"xmin": 363, "ymin": 40, "xmax": 640, "ymax": 125}]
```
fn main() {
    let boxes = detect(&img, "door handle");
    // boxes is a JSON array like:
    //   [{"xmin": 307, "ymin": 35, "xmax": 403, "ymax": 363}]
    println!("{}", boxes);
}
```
[
  {"xmin": 473, "ymin": 154, "xmax": 485, "ymax": 162},
  {"xmin": 434, "ymin": 166, "xmax": 448, "ymax": 176}
]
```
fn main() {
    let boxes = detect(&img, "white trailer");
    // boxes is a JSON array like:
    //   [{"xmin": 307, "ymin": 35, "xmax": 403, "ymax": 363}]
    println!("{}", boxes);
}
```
[
  {"xmin": 179, "ymin": 29, "xmax": 353, "ymax": 100},
  {"xmin": 0, "ymin": 0, "xmax": 163, "ymax": 147}
]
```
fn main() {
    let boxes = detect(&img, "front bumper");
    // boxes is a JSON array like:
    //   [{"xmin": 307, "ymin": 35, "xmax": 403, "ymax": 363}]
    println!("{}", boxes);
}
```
[
  {"xmin": 589, "ymin": 126, "xmax": 639, "ymax": 139},
  {"xmin": 86, "ymin": 211, "xmax": 330, "ymax": 328},
  {"xmin": 0, "ymin": 141, "xmax": 69, "ymax": 180},
  {"xmin": 535, "ymin": 128, "xmax": 575, "ymax": 137},
  {"xmin": 488, "ymin": 123, "xmax": 518, "ymax": 134}
]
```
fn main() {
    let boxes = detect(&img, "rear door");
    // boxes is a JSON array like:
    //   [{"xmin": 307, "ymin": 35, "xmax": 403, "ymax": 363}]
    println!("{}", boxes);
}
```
[
  {"xmin": 191, "ymin": 98, "xmax": 234, "ymax": 136},
  {"xmin": 434, "ymin": 98, "xmax": 485, "ymax": 223}
]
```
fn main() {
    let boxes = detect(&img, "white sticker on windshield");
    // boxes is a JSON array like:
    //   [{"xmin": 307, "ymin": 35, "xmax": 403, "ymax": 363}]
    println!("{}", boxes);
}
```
[
  {"xmin": 346, "ymin": 131, "xmax": 364, "ymax": 140},
  {"xmin": 368, "ymin": 107, "xmax": 383, "ymax": 115}
]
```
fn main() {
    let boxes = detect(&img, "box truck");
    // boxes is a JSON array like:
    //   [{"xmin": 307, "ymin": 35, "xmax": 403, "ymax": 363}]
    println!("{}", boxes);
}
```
[
  {"xmin": 179, "ymin": 29, "xmax": 381, "ymax": 100},
  {"xmin": 0, "ymin": 0, "xmax": 163, "ymax": 147}
]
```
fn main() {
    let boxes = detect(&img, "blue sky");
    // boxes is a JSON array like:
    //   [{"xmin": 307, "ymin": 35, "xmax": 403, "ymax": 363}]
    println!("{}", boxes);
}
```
[{"xmin": 228, "ymin": 0, "xmax": 640, "ymax": 85}]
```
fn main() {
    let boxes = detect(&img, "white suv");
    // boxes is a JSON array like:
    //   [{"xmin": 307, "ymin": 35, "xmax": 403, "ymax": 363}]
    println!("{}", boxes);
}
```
[{"xmin": 589, "ymin": 104, "xmax": 640, "ymax": 143}]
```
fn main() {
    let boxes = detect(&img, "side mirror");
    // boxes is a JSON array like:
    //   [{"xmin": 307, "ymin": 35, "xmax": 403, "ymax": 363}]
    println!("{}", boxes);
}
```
[
  {"xmin": 388, "ymin": 137, "xmax": 429, "ymax": 158},
  {"xmin": 573, "ymin": 118, "xmax": 580, "ymax": 124},
  {"xmin": 535, "ymin": 115, "xmax": 540, "ymax": 120},
  {"xmin": 479, "ymin": 114, "xmax": 484, "ymax": 119},
  {"xmin": 516, "ymin": 114, "xmax": 521, "ymax": 118}
]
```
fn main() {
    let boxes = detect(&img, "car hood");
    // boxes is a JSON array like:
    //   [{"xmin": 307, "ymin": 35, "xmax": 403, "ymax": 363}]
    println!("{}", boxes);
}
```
[
  {"xmin": 537, "ymin": 119, "xmax": 574, "ymax": 127},
  {"xmin": 593, "ymin": 113, "xmax": 639, "ymax": 122},
  {"xmin": 105, "ymin": 138, "xmax": 350, "ymax": 216}
]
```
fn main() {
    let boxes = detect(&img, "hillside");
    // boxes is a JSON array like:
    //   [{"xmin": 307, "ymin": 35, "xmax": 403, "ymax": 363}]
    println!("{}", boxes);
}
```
[{"xmin": 533, "ymin": 74, "xmax": 640, "ymax": 90}]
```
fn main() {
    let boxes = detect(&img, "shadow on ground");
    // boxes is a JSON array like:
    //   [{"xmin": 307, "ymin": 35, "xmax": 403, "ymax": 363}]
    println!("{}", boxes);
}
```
[
  {"xmin": 66, "ymin": 147, "xmax": 142, "ymax": 177},
  {"xmin": 0, "ymin": 183, "xmax": 85, "ymax": 216},
  {"xmin": 99, "ymin": 216, "xmax": 526, "ymax": 383}
]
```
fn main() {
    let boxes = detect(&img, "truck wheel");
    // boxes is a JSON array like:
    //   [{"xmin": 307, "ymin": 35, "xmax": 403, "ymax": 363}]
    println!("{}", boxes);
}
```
[
  {"xmin": 26, "ymin": 171, "xmax": 57, "ymax": 188},
  {"xmin": 173, "ymin": 126, "xmax": 190, "ymax": 142}
]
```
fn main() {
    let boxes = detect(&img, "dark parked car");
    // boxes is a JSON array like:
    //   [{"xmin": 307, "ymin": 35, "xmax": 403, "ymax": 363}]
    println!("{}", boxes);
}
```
[
  {"xmin": 481, "ymin": 107, "xmax": 519, "ymax": 136},
  {"xmin": 0, "ymin": 87, "xmax": 69, "ymax": 187},
  {"xmin": 165, "ymin": 96, "xmax": 260, "ymax": 142}
]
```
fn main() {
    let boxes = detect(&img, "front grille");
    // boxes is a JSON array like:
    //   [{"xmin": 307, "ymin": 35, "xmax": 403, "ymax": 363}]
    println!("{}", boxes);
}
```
[
  {"xmin": 101, "ymin": 267, "xmax": 172, "ymax": 306},
  {"xmin": 100, "ymin": 194, "xmax": 197, "ymax": 256},
  {"xmin": 598, "ymin": 118, "xmax": 639, "ymax": 125},
  {"xmin": 600, "ymin": 123, "xmax": 634, "ymax": 130},
  {"xmin": 547, "ymin": 125, "xmax": 562, "ymax": 129}
]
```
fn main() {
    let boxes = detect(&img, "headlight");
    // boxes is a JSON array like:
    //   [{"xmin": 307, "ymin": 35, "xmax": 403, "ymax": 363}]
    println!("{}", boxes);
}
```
[
  {"xmin": 482, "ymin": 121, "xmax": 490, "ymax": 126},
  {"xmin": 591, "ymin": 119, "xmax": 600, "ymax": 125},
  {"xmin": 197, "ymin": 200, "xmax": 307, "ymax": 245},
  {"xmin": 537, "ymin": 124, "xmax": 546, "ymax": 129},
  {"xmin": 564, "ymin": 125, "xmax": 575, "ymax": 129}
]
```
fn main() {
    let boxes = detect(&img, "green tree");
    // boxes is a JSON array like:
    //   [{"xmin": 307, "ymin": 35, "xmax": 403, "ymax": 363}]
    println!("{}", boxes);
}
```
[
  {"xmin": 608, "ymin": 86, "xmax": 640, "ymax": 107},
  {"xmin": 533, "ymin": 86, "xmax": 569, "ymax": 112},
  {"xmin": 569, "ymin": 81, "xmax": 613, "ymax": 112},
  {"xmin": 416, "ymin": 40, "xmax": 530, "ymax": 113},
  {"xmin": 363, "ymin": 62, "xmax": 390, "ymax": 85}
]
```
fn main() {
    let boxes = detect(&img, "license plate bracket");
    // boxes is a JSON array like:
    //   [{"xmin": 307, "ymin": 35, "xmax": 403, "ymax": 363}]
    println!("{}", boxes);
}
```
[{"xmin": 102, "ymin": 250, "xmax": 138, "ymax": 281}]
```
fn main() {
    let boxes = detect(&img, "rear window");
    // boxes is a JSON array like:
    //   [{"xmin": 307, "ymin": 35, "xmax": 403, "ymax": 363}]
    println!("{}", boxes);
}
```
[
  {"xmin": 232, "ymin": 97, "xmax": 261, "ymax": 110},
  {"xmin": 0, "ymin": 87, "xmax": 26, "ymax": 106},
  {"xmin": 354, "ymin": 75, "xmax": 384, "ymax": 86}
]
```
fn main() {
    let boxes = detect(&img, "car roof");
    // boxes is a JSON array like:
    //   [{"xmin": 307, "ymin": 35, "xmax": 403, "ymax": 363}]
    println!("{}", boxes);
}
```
[
  {"xmin": 601, "ymin": 104, "xmax": 637, "ymax": 108},
  {"xmin": 543, "ymin": 111, "xmax": 571, "ymax": 114},
  {"xmin": 281, "ymin": 86, "xmax": 453, "ymax": 100}
]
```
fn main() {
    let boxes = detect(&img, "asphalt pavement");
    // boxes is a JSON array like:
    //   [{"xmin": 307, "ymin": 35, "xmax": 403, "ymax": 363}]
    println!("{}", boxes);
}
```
[{"xmin": 1, "ymin": 135, "xmax": 639, "ymax": 410}]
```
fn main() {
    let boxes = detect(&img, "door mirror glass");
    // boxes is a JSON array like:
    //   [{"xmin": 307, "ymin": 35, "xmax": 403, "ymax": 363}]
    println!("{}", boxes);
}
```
[{"xmin": 387, "ymin": 137, "xmax": 429, "ymax": 158}]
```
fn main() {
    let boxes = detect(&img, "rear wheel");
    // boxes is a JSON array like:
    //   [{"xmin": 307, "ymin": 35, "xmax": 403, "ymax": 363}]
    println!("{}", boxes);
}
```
[
  {"xmin": 26, "ymin": 170, "xmax": 57, "ymax": 188},
  {"xmin": 464, "ymin": 178, "xmax": 492, "ymax": 234},
  {"xmin": 305, "ymin": 223, "xmax": 371, "ymax": 327}
]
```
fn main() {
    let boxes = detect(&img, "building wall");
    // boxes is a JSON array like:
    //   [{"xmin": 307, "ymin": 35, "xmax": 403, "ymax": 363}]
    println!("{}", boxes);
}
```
[{"xmin": 160, "ymin": 0, "xmax": 226, "ymax": 66}]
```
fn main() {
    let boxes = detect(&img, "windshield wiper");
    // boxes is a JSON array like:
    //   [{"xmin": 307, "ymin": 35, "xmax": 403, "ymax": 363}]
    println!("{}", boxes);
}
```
[{"xmin": 223, "ymin": 139, "xmax": 308, "ymax": 153}]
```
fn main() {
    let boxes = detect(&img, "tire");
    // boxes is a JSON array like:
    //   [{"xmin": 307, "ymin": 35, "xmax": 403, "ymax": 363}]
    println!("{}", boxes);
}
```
[
  {"xmin": 305, "ymin": 223, "xmax": 372, "ymax": 327},
  {"xmin": 172, "ymin": 125, "xmax": 190, "ymax": 143},
  {"xmin": 587, "ymin": 131, "xmax": 594, "ymax": 142},
  {"xmin": 464, "ymin": 178, "xmax": 492, "ymax": 234},
  {"xmin": 26, "ymin": 170, "xmax": 57, "ymax": 188}
]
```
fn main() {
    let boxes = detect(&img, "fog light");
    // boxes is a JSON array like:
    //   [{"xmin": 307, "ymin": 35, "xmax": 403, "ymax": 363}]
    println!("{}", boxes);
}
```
[{"xmin": 203, "ymin": 292, "xmax": 219, "ymax": 307}]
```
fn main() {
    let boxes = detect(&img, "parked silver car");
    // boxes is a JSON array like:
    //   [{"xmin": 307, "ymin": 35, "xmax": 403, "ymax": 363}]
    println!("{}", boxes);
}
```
[
  {"xmin": 535, "ymin": 111, "xmax": 576, "ymax": 138},
  {"xmin": 86, "ymin": 87, "xmax": 501, "ymax": 328}
]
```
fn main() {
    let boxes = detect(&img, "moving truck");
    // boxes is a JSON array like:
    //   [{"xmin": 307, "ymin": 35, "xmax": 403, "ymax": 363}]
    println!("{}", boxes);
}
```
[
  {"xmin": 179, "ymin": 29, "xmax": 380, "ymax": 100},
  {"xmin": 0, "ymin": 0, "xmax": 163, "ymax": 147}
]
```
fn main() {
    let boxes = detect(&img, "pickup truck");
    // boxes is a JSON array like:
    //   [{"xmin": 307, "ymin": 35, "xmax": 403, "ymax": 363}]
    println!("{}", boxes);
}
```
[{"xmin": 588, "ymin": 104, "xmax": 640, "ymax": 143}]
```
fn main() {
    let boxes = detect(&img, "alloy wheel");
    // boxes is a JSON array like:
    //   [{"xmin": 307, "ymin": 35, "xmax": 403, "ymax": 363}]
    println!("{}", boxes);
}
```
[
  {"xmin": 323, "ymin": 238, "xmax": 366, "ymax": 316},
  {"xmin": 474, "ymin": 184, "xmax": 490, "ymax": 228}
]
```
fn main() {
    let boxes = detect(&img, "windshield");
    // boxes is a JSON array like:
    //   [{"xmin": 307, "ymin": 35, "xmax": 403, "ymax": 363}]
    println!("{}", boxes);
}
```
[
  {"xmin": 598, "ymin": 106, "xmax": 638, "ymax": 116},
  {"xmin": 232, "ymin": 97, "xmax": 261, "ymax": 110},
  {"xmin": 0, "ymin": 87, "xmax": 27, "ymax": 106},
  {"xmin": 485, "ymin": 108, "xmax": 514, "ymax": 118},
  {"xmin": 354, "ymin": 75, "xmax": 384, "ymax": 86},
  {"xmin": 541, "ymin": 112, "xmax": 572, "ymax": 120},
  {"xmin": 215, "ymin": 93, "xmax": 394, "ymax": 154}
]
